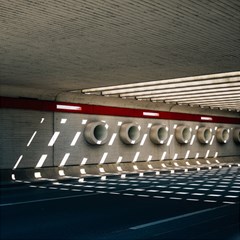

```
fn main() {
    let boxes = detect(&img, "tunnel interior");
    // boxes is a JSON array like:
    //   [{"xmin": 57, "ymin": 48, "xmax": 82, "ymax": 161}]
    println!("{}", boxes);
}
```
[{"xmin": 0, "ymin": 1, "xmax": 239, "ymax": 239}]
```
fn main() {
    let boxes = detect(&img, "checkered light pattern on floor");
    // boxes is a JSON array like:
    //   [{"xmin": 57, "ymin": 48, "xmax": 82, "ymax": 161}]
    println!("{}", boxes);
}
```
[{"xmin": 18, "ymin": 166, "xmax": 240, "ymax": 205}]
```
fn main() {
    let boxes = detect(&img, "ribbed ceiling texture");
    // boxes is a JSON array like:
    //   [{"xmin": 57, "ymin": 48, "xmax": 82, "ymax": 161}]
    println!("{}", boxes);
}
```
[
  {"xmin": 0, "ymin": 0, "xmax": 239, "ymax": 110},
  {"xmin": 82, "ymin": 71, "xmax": 240, "ymax": 111}
]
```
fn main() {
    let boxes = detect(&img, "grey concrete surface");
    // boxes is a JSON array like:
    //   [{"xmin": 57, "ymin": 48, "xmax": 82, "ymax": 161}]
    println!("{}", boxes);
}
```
[
  {"xmin": 1, "ymin": 166, "xmax": 239, "ymax": 240},
  {"xmin": 0, "ymin": 1, "xmax": 240, "ymax": 100},
  {"xmin": 0, "ymin": 108, "xmax": 239, "ymax": 169}
]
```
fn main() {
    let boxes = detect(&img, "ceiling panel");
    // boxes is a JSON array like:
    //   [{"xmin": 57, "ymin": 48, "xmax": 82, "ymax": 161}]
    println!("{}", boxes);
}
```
[
  {"xmin": 0, "ymin": 0, "xmax": 239, "ymax": 110},
  {"xmin": 82, "ymin": 71, "xmax": 240, "ymax": 111}
]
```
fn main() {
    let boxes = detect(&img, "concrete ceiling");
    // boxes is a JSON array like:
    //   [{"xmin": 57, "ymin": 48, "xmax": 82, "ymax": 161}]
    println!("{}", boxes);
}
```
[{"xmin": 0, "ymin": 0, "xmax": 239, "ymax": 108}]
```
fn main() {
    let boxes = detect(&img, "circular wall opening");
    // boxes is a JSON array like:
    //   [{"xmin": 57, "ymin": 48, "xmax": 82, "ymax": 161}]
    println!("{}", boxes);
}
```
[
  {"xmin": 150, "ymin": 125, "xmax": 168, "ymax": 144},
  {"xmin": 197, "ymin": 127, "xmax": 212, "ymax": 144},
  {"xmin": 84, "ymin": 122, "xmax": 108, "ymax": 145},
  {"xmin": 182, "ymin": 128, "xmax": 191, "ymax": 140},
  {"xmin": 175, "ymin": 125, "xmax": 192, "ymax": 144},
  {"xmin": 128, "ymin": 126, "xmax": 140, "ymax": 141},
  {"xmin": 158, "ymin": 127, "xmax": 168, "ymax": 140},
  {"xmin": 216, "ymin": 127, "xmax": 229, "ymax": 144},
  {"xmin": 233, "ymin": 128, "xmax": 240, "ymax": 144},
  {"xmin": 94, "ymin": 125, "xmax": 108, "ymax": 141},
  {"xmin": 119, "ymin": 123, "xmax": 141, "ymax": 145},
  {"xmin": 222, "ymin": 129, "xmax": 229, "ymax": 141},
  {"xmin": 204, "ymin": 129, "xmax": 211, "ymax": 140}
]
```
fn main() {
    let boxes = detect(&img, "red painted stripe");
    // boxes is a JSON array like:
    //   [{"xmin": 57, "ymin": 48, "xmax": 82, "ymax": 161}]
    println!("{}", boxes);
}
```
[{"xmin": 0, "ymin": 96, "xmax": 239, "ymax": 124}]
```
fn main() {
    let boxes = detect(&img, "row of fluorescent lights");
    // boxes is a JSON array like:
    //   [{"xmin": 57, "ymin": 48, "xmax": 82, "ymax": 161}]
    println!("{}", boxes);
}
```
[{"xmin": 81, "ymin": 71, "xmax": 240, "ymax": 111}]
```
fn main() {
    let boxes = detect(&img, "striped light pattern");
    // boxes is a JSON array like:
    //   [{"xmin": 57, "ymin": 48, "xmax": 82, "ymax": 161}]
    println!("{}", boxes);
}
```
[{"xmin": 82, "ymin": 71, "xmax": 240, "ymax": 111}]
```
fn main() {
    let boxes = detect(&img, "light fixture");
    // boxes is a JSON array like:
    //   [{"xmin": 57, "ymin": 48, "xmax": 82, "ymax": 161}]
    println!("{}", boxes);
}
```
[
  {"xmin": 56, "ymin": 104, "xmax": 82, "ymax": 111},
  {"xmin": 137, "ymin": 87, "xmax": 240, "ymax": 99},
  {"xmin": 121, "ymin": 81, "xmax": 240, "ymax": 98},
  {"xmin": 103, "ymin": 76, "xmax": 240, "ymax": 96},
  {"xmin": 151, "ymin": 93, "xmax": 240, "ymax": 102},
  {"xmin": 82, "ymin": 71, "xmax": 240, "ymax": 94},
  {"xmin": 81, "ymin": 71, "xmax": 240, "ymax": 111}
]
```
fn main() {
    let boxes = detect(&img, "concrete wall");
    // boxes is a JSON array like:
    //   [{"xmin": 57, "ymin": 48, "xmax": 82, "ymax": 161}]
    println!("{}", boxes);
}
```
[{"xmin": 0, "ymin": 96, "xmax": 239, "ymax": 170}]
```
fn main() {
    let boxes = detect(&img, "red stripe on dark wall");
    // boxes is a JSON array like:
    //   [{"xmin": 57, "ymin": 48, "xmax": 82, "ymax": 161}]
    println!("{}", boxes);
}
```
[{"xmin": 0, "ymin": 96, "xmax": 239, "ymax": 124}]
